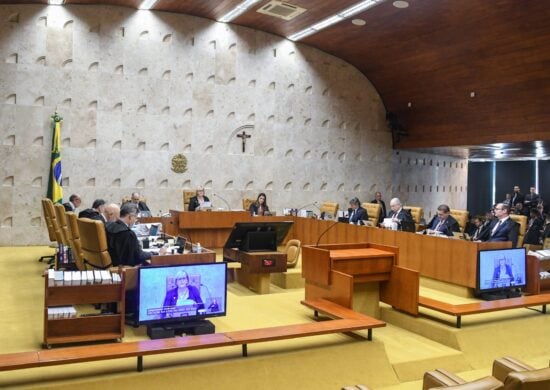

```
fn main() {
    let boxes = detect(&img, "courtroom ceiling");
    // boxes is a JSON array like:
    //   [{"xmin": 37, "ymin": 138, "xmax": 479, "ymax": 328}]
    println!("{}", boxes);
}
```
[{"xmin": 2, "ymin": 0, "xmax": 550, "ymax": 158}]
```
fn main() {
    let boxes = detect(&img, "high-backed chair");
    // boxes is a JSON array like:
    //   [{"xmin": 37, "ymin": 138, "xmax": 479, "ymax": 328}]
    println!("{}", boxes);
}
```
[
  {"xmin": 183, "ymin": 190, "xmax": 196, "ymax": 211},
  {"xmin": 503, "ymin": 367, "xmax": 550, "ymax": 389},
  {"xmin": 42, "ymin": 198, "xmax": 63, "ymax": 247},
  {"xmin": 39, "ymin": 198, "xmax": 58, "ymax": 263},
  {"xmin": 405, "ymin": 206, "xmax": 424, "ymax": 231},
  {"xmin": 320, "ymin": 202, "xmax": 339, "ymax": 218},
  {"xmin": 77, "ymin": 218, "xmax": 112, "ymax": 269},
  {"xmin": 423, "ymin": 369, "xmax": 503, "ymax": 390},
  {"xmin": 509, "ymin": 214, "xmax": 528, "ymax": 247},
  {"xmin": 450, "ymin": 209, "xmax": 469, "ymax": 232},
  {"xmin": 544, "ymin": 237, "xmax": 550, "ymax": 249},
  {"xmin": 65, "ymin": 212, "xmax": 85, "ymax": 270},
  {"xmin": 284, "ymin": 239, "xmax": 301, "ymax": 268},
  {"xmin": 362, "ymin": 202, "xmax": 381, "ymax": 226},
  {"xmin": 242, "ymin": 198, "xmax": 256, "ymax": 212},
  {"xmin": 53, "ymin": 203, "xmax": 71, "ymax": 247}
]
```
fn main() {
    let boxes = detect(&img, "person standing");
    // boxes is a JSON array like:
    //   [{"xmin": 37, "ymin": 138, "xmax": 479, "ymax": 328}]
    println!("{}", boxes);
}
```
[{"xmin": 370, "ymin": 191, "xmax": 387, "ymax": 224}]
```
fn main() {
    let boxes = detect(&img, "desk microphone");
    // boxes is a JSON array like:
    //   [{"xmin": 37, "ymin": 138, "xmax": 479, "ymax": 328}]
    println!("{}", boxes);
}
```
[
  {"xmin": 315, "ymin": 220, "xmax": 340, "ymax": 246},
  {"xmin": 296, "ymin": 201, "xmax": 319, "ymax": 211},
  {"xmin": 212, "ymin": 193, "xmax": 231, "ymax": 211}
]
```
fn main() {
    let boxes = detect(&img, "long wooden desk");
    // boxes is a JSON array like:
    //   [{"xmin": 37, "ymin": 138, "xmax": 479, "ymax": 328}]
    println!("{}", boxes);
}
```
[{"xmin": 164, "ymin": 212, "xmax": 511, "ymax": 289}]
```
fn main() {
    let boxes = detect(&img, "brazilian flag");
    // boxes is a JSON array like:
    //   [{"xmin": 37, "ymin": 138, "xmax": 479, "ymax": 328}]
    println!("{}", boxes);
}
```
[{"xmin": 47, "ymin": 112, "xmax": 63, "ymax": 204}]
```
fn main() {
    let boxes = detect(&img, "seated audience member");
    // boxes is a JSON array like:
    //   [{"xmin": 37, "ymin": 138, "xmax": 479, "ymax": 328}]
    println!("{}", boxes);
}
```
[
  {"xmin": 348, "ymin": 197, "xmax": 368, "ymax": 225},
  {"xmin": 249, "ymin": 192, "xmax": 270, "ymax": 216},
  {"xmin": 128, "ymin": 192, "xmax": 151, "ymax": 217},
  {"xmin": 502, "ymin": 193, "xmax": 512, "ymax": 206},
  {"xmin": 388, "ymin": 198, "xmax": 413, "ymax": 224},
  {"xmin": 481, "ymin": 203, "xmax": 519, "ymax": 247},
  {"xmin": 78, "ymin": 199, "xmax": 106, "ymax": 221},
  {"xmin": 524, "ymin": 208, "xmax": 544, "ymax": 245},
  {"xmin": 371, "ymin": 191, "xmax": 387, "ymax": 224},
  {"xmin": 161, "ymin": 270, "xmax": 204, "ymax": 319},
  {"xmin": 469, "ymin": 216, "xmax": 487, "ymax": 241},
  {"xmin": 105, "ymin": 203, "xmax": 165, "ymax": 267},
  {"xmin": 524, "ymin": 186, "xmax": 541, "ymax": 210},
  {"xmin": 513, "ymin": 201, "xmax": 529, "ymax": 216},
  {"xmin": 543, "ymin": 214, "xmax": 550, "ymax": 241},
  {"xmin": 426, "ymin": 204, "xmax": 460, "ymax": 236},
  {"xmin": 188, "ymin": 186, "xmax": 210, "ymax": 211},
  {"xmin": 63, "ymin": 194, "xmax": 81, "ymax": 212},
  {"xmin": 104, "ymin": 203, "xmax": 120, "ymax": 222},
  {"xmin": 511, "ymin": 185, "xmax": 524, "ymax": 206}
]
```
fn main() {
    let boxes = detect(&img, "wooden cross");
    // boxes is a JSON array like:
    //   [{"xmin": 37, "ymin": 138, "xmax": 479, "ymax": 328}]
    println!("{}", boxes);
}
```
[{"xmin": 236, "ymin": 130, "xmax": 251, "ymax": 153}]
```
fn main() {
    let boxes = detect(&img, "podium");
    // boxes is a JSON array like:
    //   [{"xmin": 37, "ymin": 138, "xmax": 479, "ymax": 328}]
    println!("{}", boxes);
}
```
[
  {"xmin": 302, "ymin": 243, "xmax": 419, "ymax": 317},
  {"xmin": 223, "ymin": 248, "xmax": 287, "ymax": 294}
]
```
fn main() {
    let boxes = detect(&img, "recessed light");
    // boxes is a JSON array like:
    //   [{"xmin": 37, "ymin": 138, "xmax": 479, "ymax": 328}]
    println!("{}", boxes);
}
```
[
  {"xmin": 48, "ymin": 0, "xmax": 64, "ymax": 4},
  {"xmin": 470, "ymin": 91, "xmax": 476, "ymax": 98},
  {"xmin": 139, "ymin": 0, "xmax": 158, "ymax": 10},
  {"xmin": 351, "ymin": 19, "xmax": 366, "ymax": 26},
  {"xmin": 393, "ymin": 1, "xmax": 409, "ymax": 8},
  {"xmin": 407, "ymin": 102, "xmax": 412, "ymax": 108}
]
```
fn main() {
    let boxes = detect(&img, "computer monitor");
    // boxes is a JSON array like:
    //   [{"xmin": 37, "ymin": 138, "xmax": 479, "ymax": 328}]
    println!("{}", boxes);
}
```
[
  {"xmin": 400, "ymin": 220, "xmax": 416, "ymax": 233},
  {"xmin": 137, "ymin": 262, "xmax": 227, "ymax": 326},
  {"xmin": 476, "ymin": 247, "xmax": 527, "ymax": 299},
  {"xmin": 224, "ymin": 221, "xmax": 293, "ymax": 252},
  {"xmin": 148, "ymin": 224, "xmax": 160, "ymax": 236}
]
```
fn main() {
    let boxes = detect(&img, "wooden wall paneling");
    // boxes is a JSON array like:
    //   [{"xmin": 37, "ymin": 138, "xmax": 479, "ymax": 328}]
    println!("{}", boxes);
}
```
[
  {"xmin": 304, "ymin": 271, "xmax": 353, "ymax": 309},
  {"xmin": 380, "ymin": 265, "xmax": 419, "ymax": 316}
]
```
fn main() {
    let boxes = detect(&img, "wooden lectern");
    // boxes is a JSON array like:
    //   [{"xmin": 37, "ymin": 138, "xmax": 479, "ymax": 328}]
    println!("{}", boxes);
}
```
[
  {"xmin": 302, "ymin": 242, "xmax": 419, "ymax": 317},
  {"xmin": 223, "ymin": 248, "xmax": 287, "ymax": 294}
]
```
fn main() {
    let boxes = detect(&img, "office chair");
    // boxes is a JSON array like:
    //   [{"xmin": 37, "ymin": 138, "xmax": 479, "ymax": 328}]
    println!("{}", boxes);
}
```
[{"xmin": 78, "ymin": 217, "xmax": 113, "ymax": 269}]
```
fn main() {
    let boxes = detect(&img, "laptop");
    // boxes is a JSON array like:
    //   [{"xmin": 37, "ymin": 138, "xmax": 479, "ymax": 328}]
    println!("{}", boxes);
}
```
[
  {"xmin": 148, "ymin": 224, "xmax": 160, "ymax": 236},
  {"xmin": 175, "ymin": 236, "xmax": 187, "ymax": 254},
  {"xmin": 400, "ymin": 220, "xmax": 416, "ymax": 233}
]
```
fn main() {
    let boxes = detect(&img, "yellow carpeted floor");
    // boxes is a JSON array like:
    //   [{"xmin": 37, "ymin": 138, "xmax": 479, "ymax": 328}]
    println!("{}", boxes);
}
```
[{"xmin": 0, "ymin": 246, "xmax": 549, "ymax": 389}]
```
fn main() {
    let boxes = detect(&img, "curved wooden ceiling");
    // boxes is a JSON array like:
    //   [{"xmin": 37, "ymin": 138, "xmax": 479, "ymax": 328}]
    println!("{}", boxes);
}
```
[{"xmin": 3, "ymin": 0, "xmax": 550, "ymax": 156}]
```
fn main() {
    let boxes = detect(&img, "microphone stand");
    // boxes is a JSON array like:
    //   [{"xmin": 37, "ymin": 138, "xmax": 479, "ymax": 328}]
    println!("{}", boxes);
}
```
[
  {"xmin": 316, "ymin": 220, "xmax": 341, "ymax": 246},
  {"xmin": 294, "ymin": 201, "xmax": 319, "ymax": 218},
  {"xmin": 212, "ymin": 193, "xmax": 231, "ymax": 211}
]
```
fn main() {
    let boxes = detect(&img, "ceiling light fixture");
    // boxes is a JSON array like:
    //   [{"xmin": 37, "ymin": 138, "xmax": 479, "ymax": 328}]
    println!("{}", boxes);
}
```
[
  {"xmin": 351, "ymin": 18, "xmax": 366, "ymax": 26},
  {"xmin": 48, "ymin": 0, "xmax": 65, "ymax": 5},
  {"xmin": 392, "ymin": 1, "xmax": 409, "ymax": 9},
  {"xmin": 289, "ymin": 0, "xmax": 384, "ymax": 41},
  {"xmin": 219, "ymin": 0, "xmax": 263, "ymax": 23},
  {"xmin": 139, "ymin": 0, "xmax": 159, "ymax": 10}
]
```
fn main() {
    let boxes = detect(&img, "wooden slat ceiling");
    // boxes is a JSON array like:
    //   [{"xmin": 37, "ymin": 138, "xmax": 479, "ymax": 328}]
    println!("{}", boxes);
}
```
[{"xmin": 3, "ymin": 0, "xmax": 550, "ymax": 158}]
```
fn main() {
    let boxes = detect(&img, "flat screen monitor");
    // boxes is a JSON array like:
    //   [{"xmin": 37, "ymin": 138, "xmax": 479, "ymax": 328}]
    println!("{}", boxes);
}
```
[
  {"xmin": 224, "ymin": 221, "xmax": 293, "ymax": 252},
  {"xmin": 476, "ymin": 248, "xmax": 527, "ymax": 294},
  {"xmin": 137, "ymin": 262, "xmax": 227, "ymax": 326}
]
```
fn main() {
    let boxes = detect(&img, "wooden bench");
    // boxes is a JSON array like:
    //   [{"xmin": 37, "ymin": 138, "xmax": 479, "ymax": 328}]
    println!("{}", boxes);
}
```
[
  {"xmin": 301, "ymin": 298, "xmax": 386, "ymax": 340},
  {"xmin": 0, "ymin": 300, "xmax": 383, "ymax": 373},
  {"xmin": 418, "ymin": 294, "xmax": 550, "ymax": 328}
]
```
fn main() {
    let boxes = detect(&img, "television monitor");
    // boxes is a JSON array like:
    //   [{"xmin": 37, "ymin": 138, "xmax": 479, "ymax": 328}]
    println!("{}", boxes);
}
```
[
  {"xmin": 137, "ymin": 262, "xmax": 227, "ymax": 326},
  {"xmin": 476, "ymin": 247, "xmax": 527, "ymax": 297},
  {"xmin": 224, "ymin": 221, "xmax": 293, "ymax": 252}
]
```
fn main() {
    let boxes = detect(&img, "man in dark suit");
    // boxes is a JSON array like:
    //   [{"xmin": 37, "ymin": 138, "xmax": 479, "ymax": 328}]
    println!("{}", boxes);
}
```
[
  {"xmin": 129, "ymin": 192, "xmax": 151, "ymax": 217},
  {"xmin": 524, "ymin": 208, "xmax": 544, "ymax": 245},
  {"xmin": 78, "ymin": 199, "xmax": 106, "ymax": 222},
  {"xmin": 483, "ymin": 203, "xmax": 519, "ymax": 247},
  {"xmin": 371, "ymin": 191, "xmax": 387, "ymax": 224},
  {"xmin": 523, "ymin": 186, "xmax": 541, "ymax": 211},
  {"xmin": 388, "ymin": 198, "xmax": 413, "ymax": 223},
  {"xmin": 348, "ymin": 197, "xmax": 368, "ymax": 225},
  {"xmin": 426, "ymin": 204, "xmax": 460, "ymax": 236},
  {"xmin": 511, "ymin": 185, "xmax": 524, "ymax": 207},
  {"xmin": 63, "ymin": 194, "xmax": 81, "ymax": 212}
]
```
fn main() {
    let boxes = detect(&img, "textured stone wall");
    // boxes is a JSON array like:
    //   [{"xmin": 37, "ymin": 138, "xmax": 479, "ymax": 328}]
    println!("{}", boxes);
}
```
[
  {"xmin": 0, "ymin": 5, "xmax": 395, "ymax": 245},
  {"xmin": 391, "ymin": 150, "xmax": 468, "ymax": 222}
]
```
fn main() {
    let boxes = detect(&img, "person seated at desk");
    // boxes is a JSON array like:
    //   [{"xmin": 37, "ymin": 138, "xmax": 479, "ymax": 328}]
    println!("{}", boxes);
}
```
[
  {"xmin": 125, "ymin": 192, "xmax": 151, "ymax": 217},
  {"xmin": 161, "ymin": 270, "xmax": 204, "ymax": 318},
  {"xmin": 104, "ymin": 203, "xmax": 120, "ymax": 222},
  {"xmin": 348, "ymin": 197, "xmax": 368, "ymax": 225},
  {"xmin": 492, "ymin": 257, "xmax": 514, "ymax": 288},
  {"xmin": 480, "ymin": 203, "xmax": 519, "ymax": 247},
  {"xmin": 249, "ymin": 192, "xmax": 270, "ymax": 216},
  {"xmin": 78, "ymin": 198, "xmax": 106, "ymax": 222},
  {"xmin": 524, "ymin": 208, "xmax": 544, "ymax": 245},
  {"xmin": 188, "ymin": 186, "xmax": 211, "ymax": 211},
  {"xmin": 388, "ymin": 198, "xmax": 413, "ymax": 225},
  {"xmin": 426, "ymin": 204, "xmax": 460, "ymax": 236},
  {"xmin": 63, "ymin": 194, "xmax": 81, "ymax": 212},
  {"xmin": 106, "ymin": 203, "xmax": 166, "ymax": 266}
]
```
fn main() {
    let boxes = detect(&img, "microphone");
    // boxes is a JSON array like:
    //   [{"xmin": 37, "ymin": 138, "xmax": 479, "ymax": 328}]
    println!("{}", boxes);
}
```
[
  {"xmin": 296, "ymin": 201, "xmax": 319, "ymax": 211},
  {"xmin": 316, "ymin": 220, "xmax": 341, "ymax": 246},
  {"xmin": 212, "ymin": 193, "xmax": 231, "ymax": 210},
  {"xmin": 200, "ymin": 283, "xmax": 219, "ymax": 312}
]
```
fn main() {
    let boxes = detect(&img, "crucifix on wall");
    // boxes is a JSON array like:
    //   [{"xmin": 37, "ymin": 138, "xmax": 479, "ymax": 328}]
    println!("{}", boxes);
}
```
[{"xmin": 236, "ymin": 130, "xmax": 251, "ymax": 153}]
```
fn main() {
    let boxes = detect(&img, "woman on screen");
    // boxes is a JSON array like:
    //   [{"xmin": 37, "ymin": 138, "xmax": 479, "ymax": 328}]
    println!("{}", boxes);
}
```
[
  {"xmin": 188, "ymin": 186, "xmax": 210, "ymax": 211},
  {"xmin": 162, "ymin": 271, "xmax": 204, "ymax": 318},
  {"xmin": 249, "ymin": 193, "xmax": 270, "ymax": 216},
  {"xmin": 492, "ymin": 257, "xmax": 514, "ymax": 287}
]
